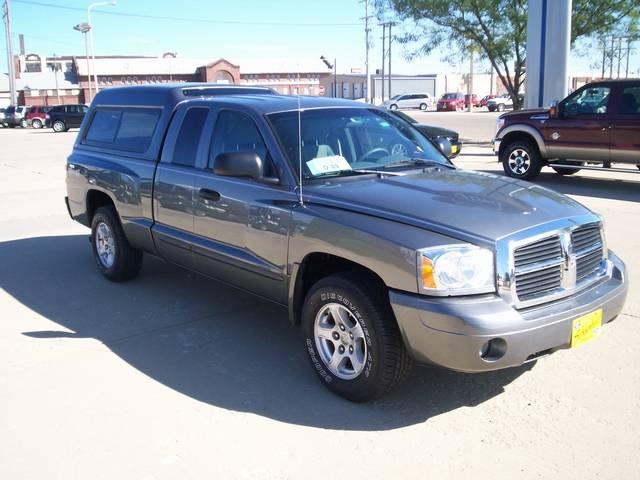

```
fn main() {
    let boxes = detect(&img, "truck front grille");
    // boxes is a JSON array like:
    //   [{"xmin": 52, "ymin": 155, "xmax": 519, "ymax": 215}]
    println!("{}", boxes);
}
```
[
  {"xmin": 508, "ymin": 222, "xmax": 606, "ymax": 308},
  {"xmin": 572, "ymin": 225, "xmax": 604, "ymax": 281},
  {"xmin": 513, "ymin": 235, "xmax": 563, "ymax": 301}
]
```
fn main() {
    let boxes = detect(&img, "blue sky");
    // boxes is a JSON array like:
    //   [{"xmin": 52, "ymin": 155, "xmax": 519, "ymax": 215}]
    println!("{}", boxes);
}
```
[{"xmin": 1, "ymin": 0, "xmax": 637, "ymax": 77}]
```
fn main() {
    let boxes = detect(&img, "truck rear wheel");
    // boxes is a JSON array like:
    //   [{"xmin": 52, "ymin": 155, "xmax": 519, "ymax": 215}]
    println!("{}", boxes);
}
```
[
  {"xmin": 551, "ymin": 160, "xmax": 582, "ymax": 175},
  {"xmin": 501, "ymin": 139, "xmax": 543, "ymax": 180},
  {"xmin": 302, "ymin": 273, "xmax": 412, "ymax": 402},
  {"xmin": 91, "ymin": 206, "xmax": 143, "ymax": 282}
]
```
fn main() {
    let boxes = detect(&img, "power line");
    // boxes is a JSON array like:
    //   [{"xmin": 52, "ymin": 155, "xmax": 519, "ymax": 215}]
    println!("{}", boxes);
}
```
[{"xmin": 12, "ymin": 0, "xmax": 361, "ymax": 27}]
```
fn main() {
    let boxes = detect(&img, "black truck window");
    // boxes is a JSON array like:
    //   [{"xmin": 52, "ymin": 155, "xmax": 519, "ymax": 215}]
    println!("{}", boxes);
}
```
[
  {"xmin": 172, "ymin": 107, "xmax": 209, "ymax": 167},
  {"xmin": 209, "ymin": 110, "xmax": 269, "ymax": 168},
  {"xmin": 84, "ymin": 107, "xmax": 160, "ymax": 153}
]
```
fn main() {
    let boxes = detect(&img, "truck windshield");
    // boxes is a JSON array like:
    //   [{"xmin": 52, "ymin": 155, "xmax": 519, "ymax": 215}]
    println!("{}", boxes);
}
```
[{"xmin": 268, "ymin": 108, "xmax": 448, "ymax": 179}]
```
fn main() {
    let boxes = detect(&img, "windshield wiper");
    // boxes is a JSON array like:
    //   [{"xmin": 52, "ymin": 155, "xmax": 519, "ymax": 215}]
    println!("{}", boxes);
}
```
[{"xmin": 382, "ymin": 158, "xmax": 444, "ymax": 169}]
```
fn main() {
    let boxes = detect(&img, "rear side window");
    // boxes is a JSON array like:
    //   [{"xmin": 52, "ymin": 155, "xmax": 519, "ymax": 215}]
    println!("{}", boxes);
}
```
[
  {"xmin": 620, "ymin": 86, "xmax": 640, "ymax": 115},
  {"xmin": 85, "ymin": 110, "xmax": 121, "ymax": 144},
  {"xmin": 172, "ymin": 107, "xmax": 209, "ymax": 167},
  {"xmin": 84, "ymin": 107, "xmax": 161, "ymax": 153},
  {"xmin": 209, "ymin": 110, "xmax": 269, "ymax": 168}
]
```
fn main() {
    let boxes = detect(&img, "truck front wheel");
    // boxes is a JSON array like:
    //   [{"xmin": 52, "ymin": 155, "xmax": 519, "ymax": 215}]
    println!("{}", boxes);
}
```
[
  {"xmin": 91, "ymin": 206, "xmax": 143, "ymax": 282},
  {"xmin": 302, "ymin": 273, "xmax": 412, "ymax": 402},
  {"xmin": 501, "ymin": 139, "xmax": 543, "ymax": 180}
]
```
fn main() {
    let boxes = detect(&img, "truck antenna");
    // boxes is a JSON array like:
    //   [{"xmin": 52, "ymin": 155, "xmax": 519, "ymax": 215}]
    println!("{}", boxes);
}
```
[{"xmin": 296, "ymin": 67, "xmax": 304, "ymax": 206}]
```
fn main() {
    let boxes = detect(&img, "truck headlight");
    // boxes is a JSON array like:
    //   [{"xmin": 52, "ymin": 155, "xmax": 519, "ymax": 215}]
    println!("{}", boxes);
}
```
[{"xmin": 417, "ymin": 245, "xmax": 495, "ymax": 296}]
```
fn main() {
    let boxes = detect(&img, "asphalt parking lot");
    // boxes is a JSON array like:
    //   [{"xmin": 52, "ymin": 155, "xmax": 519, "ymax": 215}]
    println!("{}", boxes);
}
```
[{"xmin": 1, "ymin": 128, "xmax": 639, "ymax": 479}]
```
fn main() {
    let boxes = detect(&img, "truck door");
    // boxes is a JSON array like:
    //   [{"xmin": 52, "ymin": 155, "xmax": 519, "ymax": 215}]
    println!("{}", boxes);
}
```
[
  {"xmin": 152, "ymin": 106, "xmax": 210, "ymax": 267},
  {"xmin": 191, "ymin": 108, "xmax": 292, "ymax": 304},
  {"xmin": 609, "ymin": 84, "xmax": 640, "ymax": 165},
  {"xmin": 543, "ymin": 84, "xmax": 612, "ymax": 162}
]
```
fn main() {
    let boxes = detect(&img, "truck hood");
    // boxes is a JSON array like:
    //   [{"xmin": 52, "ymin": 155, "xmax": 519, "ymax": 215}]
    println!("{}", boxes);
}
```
[
  {"xmin": 499, "ymin": 108, "xmax": 548, "ymax": 120},
  {"xmin": 304, "ymin": 168, "xmax": 590, "ymax": 244}
]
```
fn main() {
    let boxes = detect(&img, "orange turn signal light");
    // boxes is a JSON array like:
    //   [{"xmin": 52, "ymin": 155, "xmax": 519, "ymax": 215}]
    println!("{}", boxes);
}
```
[{"xmin": 420, "ymin": 256, "xmax": 437, "ymax": 289}]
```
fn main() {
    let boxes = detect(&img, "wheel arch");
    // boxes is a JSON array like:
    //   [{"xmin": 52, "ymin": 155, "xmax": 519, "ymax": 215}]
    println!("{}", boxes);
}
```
[
  {"xmin": 86, "ymin": 189, "xmax": 117, "ymax": 225},
  {"xmin": 288, "ymin": 252, "xmax": 388, "ymax": 326},
  {"xmin": 498, "ymin": 126, "xmax": 548, "ymax": 158}
]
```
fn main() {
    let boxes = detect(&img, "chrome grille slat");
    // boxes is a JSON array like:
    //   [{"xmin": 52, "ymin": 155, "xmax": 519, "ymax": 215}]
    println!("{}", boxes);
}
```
[
  {"xmin": 513, "ymin": 235, "xmax": 563, "ymax": 300},
  {"xmin": 572, "ymin": 226, "xmax": 604, "ymax": 282}
]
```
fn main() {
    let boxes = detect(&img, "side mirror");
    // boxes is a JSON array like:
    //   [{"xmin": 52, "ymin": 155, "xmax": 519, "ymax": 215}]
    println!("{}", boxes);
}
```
[
  {"xmin": 549, "ymin": 100, "xmax": 559, "ymax": 118},
  {"xmin": 214, "ymin": 151, "xmax": 264, "ymax": 179},
  {"xmin": 436, "ymin": 137, "xmax": 453, "ymax": 158}
]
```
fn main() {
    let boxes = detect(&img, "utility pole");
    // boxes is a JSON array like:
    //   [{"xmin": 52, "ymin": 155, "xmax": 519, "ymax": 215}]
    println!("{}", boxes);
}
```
[
  {"xmin": 52, "ymin": 53, "xmax": 61, "ymax": 104},
  {"xmin": 601, "ymin": 36, "xmax": 607, "ymax": 79},
  {"xmin": 617, "ymin": 37, "xmax": 622, "ymax": 78},
  {"xmin": 361, "ymin": 0, "xmax": 372, "ymax": 103},
  {"xmin": 2, "ymin": 0, "xmax": 17, "ymax": 105},
  {"xmin": 388, "ymin": 22, "xmax": 392, "ymax": 99},
  {"xmin": 381, "ymin": 23, "xmax": 386, "ymax": 104},
  {"xmin": 467, "ymin": 47, "xmax": 474, "ymax": 112},
  {"xmin": 625, "ymin": 38, "xmax": 631, "ymax": 78},
  {"xmin": 609, "ymin": 35, "xmax": 614, "ymax": 78}
]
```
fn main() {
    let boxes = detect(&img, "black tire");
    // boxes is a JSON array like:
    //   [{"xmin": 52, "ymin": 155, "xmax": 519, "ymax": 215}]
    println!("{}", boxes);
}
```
[
  {"xmin": 501, "ymin": 139, "xmax": 543, "ymax": 180},
  {"xmin": 32, "ymin": 118, "xmax": 42, "ymax": 129},
  {"xmin": 52, "ymin": 120, "xmax": 66, "ymax": 132},
  {"xmin": 90, "ymin": 206, "xmax": 143, "ymax": 282},
  {"xmin": 551, "ymin": 160, "xmax": 582, "ymax": 175},
  {"xmin": 389, "ymin": 104, "xmax": 398, "ymax": 110},
  {"xmin": 302, "ymin": 273, "xmax": 412, "ymax": 402},
  {"xmin": 8, "ymin": 124, "xmax": 16, "ymax": 128},
  {"xmin": 419, "ymin": 103, "xmax": 427, "ymax": 111},
  {"xmin": 488, "ymin": 105, "xmax": 496, "ymax": 112}
]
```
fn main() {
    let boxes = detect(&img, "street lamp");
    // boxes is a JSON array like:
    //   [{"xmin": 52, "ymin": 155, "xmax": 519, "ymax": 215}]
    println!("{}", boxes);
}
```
[
  {"xmin": 73, "ymin": 22, "xmax": 92, "ymax": 102},
  {"xmin": 87, "ymin": 1, "xmax": 117, "ymax": 96},
  {"xmin": 320, "ymin": 55, "xmax": 337, "ymax": 98}
]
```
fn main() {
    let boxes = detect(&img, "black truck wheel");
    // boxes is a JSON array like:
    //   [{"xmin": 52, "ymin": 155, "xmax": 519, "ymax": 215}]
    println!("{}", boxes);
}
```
[
  {"xmin": 90, "ymin": 206, "xmax": 143, "ymax": 282},
  {"xmin": 501, "ymin": 139, "xmax": 543, "ymax": 180},
  {"xmin": 552, "ymin": 160, "xmax": 582, "ymax": 175},
  {"xmin": 302, "ymin": 273, "xmax": 412, "ymax": 402}
]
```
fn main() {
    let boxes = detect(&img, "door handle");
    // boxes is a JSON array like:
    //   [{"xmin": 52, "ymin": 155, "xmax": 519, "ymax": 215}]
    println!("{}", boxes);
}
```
[{"xmin": 198, "ymin": 188, "xmax": 221, "ymax": 201}]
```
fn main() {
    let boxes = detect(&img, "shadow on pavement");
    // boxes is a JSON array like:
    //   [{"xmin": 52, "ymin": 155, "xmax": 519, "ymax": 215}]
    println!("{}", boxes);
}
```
[
  {"xmin": 478, "ymin": 169, "xmax": 640, "ymax": 202},
  {"xmin": 1, "ymin": 235, "xmax": 531, "ymax": 431}
]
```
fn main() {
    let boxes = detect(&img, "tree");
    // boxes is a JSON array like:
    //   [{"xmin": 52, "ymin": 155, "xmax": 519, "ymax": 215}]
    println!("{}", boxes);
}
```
[{"xmin": 375, "ymin": 0, "xmax": 640, "ymax": 109}]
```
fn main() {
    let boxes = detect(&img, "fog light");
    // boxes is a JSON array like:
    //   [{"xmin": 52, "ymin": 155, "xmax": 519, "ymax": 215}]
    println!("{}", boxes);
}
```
[{"xmin": 479, "ymin": 338, "xmax": 507, "ymax": 362}]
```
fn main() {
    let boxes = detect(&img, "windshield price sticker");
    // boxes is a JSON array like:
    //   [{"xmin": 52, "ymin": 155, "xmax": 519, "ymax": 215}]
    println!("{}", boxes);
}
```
[{"xmin": 306, "ymin": 155, "xmax": 352, "ymax": 175}]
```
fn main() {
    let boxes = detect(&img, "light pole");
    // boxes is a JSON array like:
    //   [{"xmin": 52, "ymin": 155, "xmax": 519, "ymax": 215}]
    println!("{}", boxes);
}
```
[
  {"xmin": 320, "ymin": 55, "xmax": 336, "ymax": 98},
  {"xmin": 73, "ymin": 22, "xmax": 92, "ymax": 102},
  {"xmin": 87, "ymin": 1, "xmax": 116, "ymax": 96}
]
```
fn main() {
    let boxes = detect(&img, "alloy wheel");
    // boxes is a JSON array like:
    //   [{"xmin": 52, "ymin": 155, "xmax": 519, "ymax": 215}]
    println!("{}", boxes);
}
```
[
  {"xmin": 508, "ymin": 148, "xmax": 531, "ymax": 175},
  {"xmin": 314, "ymin": 303, "xmax": 368, "ymax": 380},
  {"xmin": 95, "ymin": 221, "xmax": 116, "ymax": 269}
]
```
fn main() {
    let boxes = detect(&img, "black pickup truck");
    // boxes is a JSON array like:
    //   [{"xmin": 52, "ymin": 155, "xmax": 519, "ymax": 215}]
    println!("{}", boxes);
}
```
[{"xmin": 65, "ymin": 84, "xmax": 627, "ymax": 401}]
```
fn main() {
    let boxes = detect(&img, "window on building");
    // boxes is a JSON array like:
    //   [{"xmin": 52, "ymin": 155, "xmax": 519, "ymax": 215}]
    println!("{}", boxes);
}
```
[
  {"xmin": 172, "ymin": 107, "xmax": 209, "ymax": 167},
  {"xmin": 25, "ymin": 62, "xmax": 42, "ymax": 73}
]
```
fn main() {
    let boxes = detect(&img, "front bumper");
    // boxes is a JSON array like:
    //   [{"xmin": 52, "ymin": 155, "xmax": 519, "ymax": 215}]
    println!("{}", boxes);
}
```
[{"xmin": 389, "ymin": 251, "xmax": 627, "ymax": 373}]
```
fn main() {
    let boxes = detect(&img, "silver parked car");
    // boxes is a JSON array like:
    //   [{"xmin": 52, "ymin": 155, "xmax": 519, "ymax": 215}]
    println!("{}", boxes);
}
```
[
  {"xmin": 384, "ymin": 93, "xmax": 433, "ymax": 111},
  {"xmin": 4, "ymin": 105, "xmax": 31, "ymax": 128}
]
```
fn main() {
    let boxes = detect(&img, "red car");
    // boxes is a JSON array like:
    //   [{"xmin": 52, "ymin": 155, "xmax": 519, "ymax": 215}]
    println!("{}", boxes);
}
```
[
  {"xmin": 480, "ymin": 94, "xmax": 497, "ymax": 107},
  {"xmin": 26, "ymin": 105, "xmax": 53, "ymax": 129},
  {"xmin": 465, "ymin": 94, "xmax": 480, "ymax": 108},
  {"xmin": 437, "ymin": 92, "xmax": 465, "ymax": 111}
]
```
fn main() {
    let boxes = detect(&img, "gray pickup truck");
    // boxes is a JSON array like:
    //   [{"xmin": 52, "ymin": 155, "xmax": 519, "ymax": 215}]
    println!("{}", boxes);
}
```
[{"xmin": 65, "ymin": 84, "xmax": 628, "ymax": 402}]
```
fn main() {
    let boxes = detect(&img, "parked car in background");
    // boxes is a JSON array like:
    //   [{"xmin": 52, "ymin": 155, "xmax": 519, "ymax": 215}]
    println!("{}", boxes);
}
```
[
  {"xmin": 480, "ymin": 94, "xmax": 497, "ymax": 107},
  {"xmin": 464, "ymin": 94, "xmax": 480, "ymax": 108},
  {"xmin": 26, "ymin": 105, "xmax": 53, "ymax": 129},
  {"xmin": 0, "ymin": 108, "xmax": 6, "ymax": 127},
  {"xmin": 45, "ymin": 104, "xmax": 89, "ymax": 132},
  {"xmin": 437, "ymin": 92, "xmax": 465, "ymax": 111},
  {"xmin": 487, "ymin": 94, "xmax": 512, "ymax": 112},
  {"xmin": 384, "ymin": 93, "xmax": 433, "ymax": 111},
  {"xmin": 389, "ymin": 109, "xmax": 463, "ymax": 158},
  {"xmin": 4, "ymin": 105, "xmax": 31, "ymax": 127},
  {"xmin": 494, "ymin": 79, "xmax": 639, "ymax": 180}
]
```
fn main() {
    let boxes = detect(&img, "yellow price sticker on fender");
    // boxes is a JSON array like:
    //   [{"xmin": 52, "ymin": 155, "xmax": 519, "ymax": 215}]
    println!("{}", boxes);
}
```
[{"xmin": 571, "ymin": 309, "xmax": 602, "ymax": 347}]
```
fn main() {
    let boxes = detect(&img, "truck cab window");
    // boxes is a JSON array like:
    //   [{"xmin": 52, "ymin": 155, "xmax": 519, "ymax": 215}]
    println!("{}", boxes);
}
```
[
  {"xmin": 173, "ymin": 107, "xmax": 209, "ymax": 167},
  {"xmin": 209, "ymin": 110, "xmax": 272, "ymax": 175}
]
